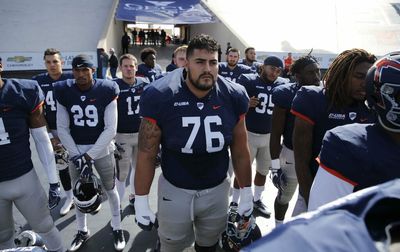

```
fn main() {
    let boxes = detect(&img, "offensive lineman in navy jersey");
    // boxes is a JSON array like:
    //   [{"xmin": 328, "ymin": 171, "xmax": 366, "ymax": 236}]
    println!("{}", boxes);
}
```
[
  {"xmin": 291, "ymin": 49, "xmax": 376, "ymax": 213},
  {"xmin": 0, "ymin": 57, "xmax": 64, "ymax": 251},
  {"xmin": 269, "ymin": 55, "xmax": 321, "ymax": 226},
  {"xmin": 32, "ymin": 48, "xmax": 74, "ymax": 215},
  {"xmin": 134, "ymin": 34, "xmax": 253, "ymax": 252},
  {"xmin": 233, "ymin": 56, "xmax": 288, "ymax": 217},
  {"xmin": 309, "ymin": 52, "xmax": 400, "ymax": 210},
  {"xmin": 114, "ymin": 54, "xmax": 149, "ymax": 211},
  {"xmin": 218, "ymin": 48, "xmax": 254, "ymax": 83},
  {"xmin": 54, "ymin": 55, "xmax": 125, "ymax": 251}
]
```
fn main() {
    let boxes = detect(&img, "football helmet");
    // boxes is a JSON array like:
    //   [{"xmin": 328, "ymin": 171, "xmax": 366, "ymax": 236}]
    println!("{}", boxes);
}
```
[
  {"xmin": 73, "ymin": 174, "xmax": 103, "ymax": 214},
  {"xmin": 366, "ymin": 51, "xmax": 400, "ymax": 132},
  {"xmin": 55, "ymin": 145, "xmax": 69, "ymax": 166},
  {"xmin": 220, "ymin": 206, "xmax": 262, "ymax": 251}
]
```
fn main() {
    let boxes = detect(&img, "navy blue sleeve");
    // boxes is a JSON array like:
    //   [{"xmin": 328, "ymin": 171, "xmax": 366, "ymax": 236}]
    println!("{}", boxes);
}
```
[
  {"xmin": 272, "ymin": 84, "xmax": 291, "ymax": 109},
  {"xmin": 319, "ymin": 128, "xmax": 361, "ymax": 186},
  {"xmin": 232, "ymin": 83, "xmax": 249, "ymax": 117},
  {"xmin": 53, "ymin": 80, "xmax": 67, "ymax": 107},
  {"xmin": 139, "ymin": 85, "xmax": 162, "ymax": 122},
  {"xmin": 18, "ymin": 79, "xmax": 44, "ymax": 112},
  {"xmin": 291, "ymin": 86, "xmax": 321, "ymax": 125},
  {"xmin": 237, "ymin": 74, "xmax": 255, "ymax": 97}
]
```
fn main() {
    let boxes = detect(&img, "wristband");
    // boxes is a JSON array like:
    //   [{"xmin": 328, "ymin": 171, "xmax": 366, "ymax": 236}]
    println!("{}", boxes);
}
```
[{"xmin": 271, "ymin": 159, "xmax": 280, "ymax": 169}]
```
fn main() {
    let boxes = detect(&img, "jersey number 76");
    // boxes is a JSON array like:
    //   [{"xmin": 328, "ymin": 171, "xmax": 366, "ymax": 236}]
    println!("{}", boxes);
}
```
[{"xmin": 181, "ymin": 116, "xmax": 225, "ymax": 154}]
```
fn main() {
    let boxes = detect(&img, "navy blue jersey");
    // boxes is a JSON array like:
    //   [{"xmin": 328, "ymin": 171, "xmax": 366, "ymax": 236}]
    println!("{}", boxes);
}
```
[
  {"xmin": 136, "ymin": 63, "xmax": 163, "ymax": 82},
  {"xmin": 32, "ymin": 72, "xmax": 74, "ymax": 129},
  {"xmin": 166, "ymin": 63, "xmax": 177, "ymax": 72},
  {"xmin": 218, "ymin": 62, "xmax": 254, "ymax": 83},
  {"xmin": 238, "ymin": 73, "xmax": 286, "ymax": 134},
  {"xmin": 291, "ymin": 86, "xmax": 375, "ymax": 175},
  {"xmin": 54, "ymin": 79, "xmax": 119, "ymax": 145},
  {"xmin": 140, "ymin": 68, "xmax": 249, "ymax": 190},
  {"xmin": 0, "ymin": 79, "xmax": 44, "ymax": 182},
  {"xmin": 238, "ymin": 59, "xmax": 262, "ymax": 72},
  {"xmin": 319, "ymin": 123, "xmax": 400, "ymax": 191},
  {"xmin": 243, "ymin": 179, "xmax": 400, "ymax": 252},
  {"xmin": 115, "ymin": 77, "xmax": 149, "ymax": 133},
  {"xmin": 271, "ymin": 82, "xmax": 301, "ymax": 149}
]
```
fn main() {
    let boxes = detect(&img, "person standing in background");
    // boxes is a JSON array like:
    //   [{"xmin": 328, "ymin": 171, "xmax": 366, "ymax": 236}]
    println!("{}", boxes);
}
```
[
  {"xmin": 100, "ymin": 48, "xmax": 109, "ymax": 79},
  {"xmin": 109, "ymin": 48, "xmax": 118, "ymax": 79}
]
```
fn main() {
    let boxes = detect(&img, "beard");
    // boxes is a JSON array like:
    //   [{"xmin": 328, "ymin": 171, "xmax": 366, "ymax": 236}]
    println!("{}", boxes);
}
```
[
  {"xmin": 187, "ymin": 69, "xmax": 215, "ymax": 91},
  {"xmin": 227, "ymin": 60, "xmax": 237, "ymax": 67}
]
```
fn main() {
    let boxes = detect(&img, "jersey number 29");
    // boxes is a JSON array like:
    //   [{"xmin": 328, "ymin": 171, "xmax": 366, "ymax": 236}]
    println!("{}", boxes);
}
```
[{"xmin": 71, "ymin": 105, "xmax": 98, "ymax": 127}]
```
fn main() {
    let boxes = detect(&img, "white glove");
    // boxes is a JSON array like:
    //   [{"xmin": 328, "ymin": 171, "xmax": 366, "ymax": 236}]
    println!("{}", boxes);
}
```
[
  {"xmin": 134, "ymin": 195, "xmax": 158, "ymax": 231},
  {"xmin": 238, "ymin": 187, "xmax": 253, "ymax": 217}
]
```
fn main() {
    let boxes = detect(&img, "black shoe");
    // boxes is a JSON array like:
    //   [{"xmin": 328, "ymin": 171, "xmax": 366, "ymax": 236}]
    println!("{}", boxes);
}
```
[
  {"xmin": 69, "ymin": 230, "xmax": 90, "ymax": 251},
  {"xmin": 253, "ymin": 199, "xmax": 271, "ymax": 217},
  {"xmin": 113, "ymin": 229, "xmax": 126, "ymax": 251}
]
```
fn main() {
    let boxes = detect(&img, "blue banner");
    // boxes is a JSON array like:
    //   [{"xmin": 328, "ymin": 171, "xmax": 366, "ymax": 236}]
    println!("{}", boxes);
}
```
[{"xmin": 115, "ymin": 0, "xmax": 215, "ymax": 24}]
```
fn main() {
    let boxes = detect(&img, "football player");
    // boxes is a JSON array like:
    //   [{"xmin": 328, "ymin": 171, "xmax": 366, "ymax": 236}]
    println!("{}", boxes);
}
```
[
  {"xmin": 134, "ymin": 34, "xmax": 253, "ymax": 252},
  {"xmin": 218, "ymin": 48, "xmax": 254, "ymax": 83},
  {"xmin": 291, "ymin": 48, "xmax": 376, "ymax": 213},
  {"xmin": 234, "ymin": 56, "xmax": 288, "ymax": 217},
  {"xmin": 166, "ymin": 45, "xmax": 188, "ymax": 72},
  {"xmin": 238, "ymin": 47, "xmax": 262, "ymax": 72},
  {"xmin": 136, "ymin": 47, "xmax": 163, "ymax": 82},
  {"xmin": 243, "ymin": 179, "xmax": 400, "ymax": 252},
  {"xmin": 32, "ymin": 48, "xmax": 74, "ymax": 214},
  {"xmin": 54, "ymin": 54, "xmax": 125, "ymax": 251},
  {"xmin": 113, "ymin": 54, "xmax": 149, "ymax": 211},
  {"xmin": 308, "ymin": 52, "xmax": 400, "ymax": 210},
  {"xmin": 269, "ymin": 55, "xmax": 321, "ymax": 226},
  {"xmin": 0, "ymin": 57, "xmax": 64, "ymax": 251}
]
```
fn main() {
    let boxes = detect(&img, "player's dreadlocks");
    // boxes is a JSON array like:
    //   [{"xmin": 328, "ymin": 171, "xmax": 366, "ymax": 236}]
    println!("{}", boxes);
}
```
[
  {"xmin": 187, "ymin": 34, "xmax": 218, "ymax": 58},
  {"xmin": 323, "ymin": 48, "xmax": 376, "ymax": 109}
]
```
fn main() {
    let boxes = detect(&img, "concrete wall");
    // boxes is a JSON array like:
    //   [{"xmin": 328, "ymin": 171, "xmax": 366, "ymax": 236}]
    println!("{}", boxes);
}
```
[
  {"xmin": 97, "ymin": 0, "xmax": 125, "ymax": 55},
  {"xmin": 190, "ymin": 21, "xmax": 247, "ymax": 60}
]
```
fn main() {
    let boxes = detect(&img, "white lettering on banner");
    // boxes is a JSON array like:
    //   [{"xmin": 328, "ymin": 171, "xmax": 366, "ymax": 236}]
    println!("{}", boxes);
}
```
[{"xmin": 0, "ymin": 51, "xmax": 98, "ymax": 71}]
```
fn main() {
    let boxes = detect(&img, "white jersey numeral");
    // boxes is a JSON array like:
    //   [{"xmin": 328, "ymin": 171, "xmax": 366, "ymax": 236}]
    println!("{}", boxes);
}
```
[
  {"xmin": 181, "ymin": 115, "xmax": 224, "ymax": 154},
  {"xmin": 45, "ymin": 90, "xmax": 56, "ymax": 111},
  {"xmin": 255, "ymin": 92, "xmax": 274, "ymax": 115},
  {"xmin": 126, "ymin": 96, "xmax": 141, "ymax": 115},
  {"xmin": 71, "ymin": 105, "xmax": 99, "ymax": 127},
  {"xmin": 0, "ymin": 118, "xmax": 11, "ymax": 145}
]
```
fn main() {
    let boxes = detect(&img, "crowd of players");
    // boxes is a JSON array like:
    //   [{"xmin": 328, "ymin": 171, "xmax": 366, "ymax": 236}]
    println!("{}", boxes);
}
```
[{"xmin": 0, "ymin": 33, "xmax": 399, "ymax": 252}]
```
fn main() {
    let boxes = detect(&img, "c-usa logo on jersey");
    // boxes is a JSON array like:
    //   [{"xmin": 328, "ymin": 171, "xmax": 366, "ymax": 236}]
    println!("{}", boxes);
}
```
[
  {"xmin": 197, "ymin": 102, "xmax": 204, "ymax": 110},
  {"xmin": 349, "ymin": 112, "xmax": 357, "ymax": 120},
  {"xmin": 81, "ymin": 96, "xmax": 86, "ymax": 101}
]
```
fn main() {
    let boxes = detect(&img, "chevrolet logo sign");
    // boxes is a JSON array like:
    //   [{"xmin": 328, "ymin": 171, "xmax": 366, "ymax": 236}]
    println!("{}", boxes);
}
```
[{"xmin": 7, "ymin": 56, "xmax": 32, "ymax": 63}]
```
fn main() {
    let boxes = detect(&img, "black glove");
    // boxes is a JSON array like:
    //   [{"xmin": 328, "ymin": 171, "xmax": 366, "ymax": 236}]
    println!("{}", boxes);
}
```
[
  {"xmin": 72, "ymin": 154, "xmax": 93, "ymax": 180},
  {"xmin": 114, "ymin": 142, "xmax": 125, "ymax": 161},
  {"xmin": 270, "ymin": 168, "xmax": 287, "ymax": 191}
]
